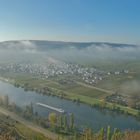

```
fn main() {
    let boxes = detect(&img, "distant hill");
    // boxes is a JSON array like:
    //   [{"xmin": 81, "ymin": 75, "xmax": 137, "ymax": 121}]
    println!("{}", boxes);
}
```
[
  {"xmin": 0, "ymin": 40, "xmax": 139, "ymax": 64},
  {"xmin": 0, "ymin": 40, "xmax": 137, "ymax": 51}
]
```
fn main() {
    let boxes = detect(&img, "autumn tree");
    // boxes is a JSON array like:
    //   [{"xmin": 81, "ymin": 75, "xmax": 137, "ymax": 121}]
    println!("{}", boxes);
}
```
[{"xmin": 48, "ymin": 112, "xmax": 57, "ymax": 129}]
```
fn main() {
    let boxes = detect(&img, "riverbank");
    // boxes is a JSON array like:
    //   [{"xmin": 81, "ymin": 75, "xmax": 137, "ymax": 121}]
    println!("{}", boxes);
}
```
[
  {"xmin": 1, "ymin": 105, "xmax": 140, "ymax": 140},
  {"xmin": 0, "ymin": 74, "xmax": 139, "ymax": 118},
  {"xmin": 0, "ymin": 77, "xmax": 140, "ymax": 131}
]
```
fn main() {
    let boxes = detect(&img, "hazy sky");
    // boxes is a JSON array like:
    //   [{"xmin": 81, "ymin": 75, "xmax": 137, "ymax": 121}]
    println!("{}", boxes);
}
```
[{"xmin": 0, "ymin": 0, "xmax": 140, "ymax": 44}]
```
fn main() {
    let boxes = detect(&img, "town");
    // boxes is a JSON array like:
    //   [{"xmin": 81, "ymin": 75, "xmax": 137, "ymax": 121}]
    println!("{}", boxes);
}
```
[{"xmin": 0, "ymin": 60, "xmax": 129, "ymax": 86}]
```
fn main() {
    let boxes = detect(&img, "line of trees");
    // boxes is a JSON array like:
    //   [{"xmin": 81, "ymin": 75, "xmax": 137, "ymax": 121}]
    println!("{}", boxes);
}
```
[
  {"xmin": 57, "ymin": 126, "xmax": 140, "ymax": 140},
  {"xmin": 48, "ymin": 112, "xmax": 75, "ymax": 134}
]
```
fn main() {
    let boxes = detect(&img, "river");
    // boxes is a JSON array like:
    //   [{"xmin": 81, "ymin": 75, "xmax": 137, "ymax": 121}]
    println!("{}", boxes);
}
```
[{"xmin": 0, "ymin": 80, "xmax": 140, "ymax": 131}]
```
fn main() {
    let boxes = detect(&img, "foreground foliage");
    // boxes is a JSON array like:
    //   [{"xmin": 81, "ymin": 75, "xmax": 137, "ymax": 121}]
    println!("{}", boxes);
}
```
[{"xmin": 56, "ymin": 128, "xmax": 140, "ymax": 140}]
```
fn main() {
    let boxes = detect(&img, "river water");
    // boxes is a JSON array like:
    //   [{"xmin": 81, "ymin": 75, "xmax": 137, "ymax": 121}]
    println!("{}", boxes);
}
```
[{"xmin": 0, "ymin": 80, "xmax": 140, "ymax": 131}]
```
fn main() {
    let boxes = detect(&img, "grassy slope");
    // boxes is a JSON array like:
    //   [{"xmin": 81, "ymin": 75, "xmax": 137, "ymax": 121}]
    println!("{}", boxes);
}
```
[
  {"xmin": 0, "ymin": 113, "xmax": 50, "ymax": 140},
  {"xmin": 16, "ymin": 123, "xmax": 50, "ymax": 140}
]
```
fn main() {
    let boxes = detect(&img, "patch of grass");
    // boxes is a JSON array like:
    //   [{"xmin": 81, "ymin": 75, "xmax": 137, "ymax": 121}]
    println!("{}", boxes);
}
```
[
  {"xmin": 68, "ymin": 93, "xmax": 102, "ymax": 104},
  {"xmin": 65, "ymin": 85, "xmax": 107, "ymax": 99},
  {"xmin": 16, "ymin": 123, "xmax": 50, "ymax": 140}
]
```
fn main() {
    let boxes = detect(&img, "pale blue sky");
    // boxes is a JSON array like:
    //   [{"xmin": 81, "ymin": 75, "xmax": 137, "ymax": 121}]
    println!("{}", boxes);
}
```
[{"xmin": 0, "ymin": 0, "xmax": 140, "ymax": 44}]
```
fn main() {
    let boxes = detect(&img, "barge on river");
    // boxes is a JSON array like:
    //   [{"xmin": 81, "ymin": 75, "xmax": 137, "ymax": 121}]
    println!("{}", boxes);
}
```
[{"xmin": 36, "ymin": 102, "xmax": 65, "ymax": 113}]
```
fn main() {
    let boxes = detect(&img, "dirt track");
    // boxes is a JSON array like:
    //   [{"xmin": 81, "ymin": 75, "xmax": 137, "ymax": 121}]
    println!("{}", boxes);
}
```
[{"xmin": 0, "ymin": 106, "xmax": 57, "ymax": 140}]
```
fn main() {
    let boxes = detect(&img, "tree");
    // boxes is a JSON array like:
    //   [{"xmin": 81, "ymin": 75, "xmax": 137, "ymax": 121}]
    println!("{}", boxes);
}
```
[
  {"xmin": 111, "ymin": 128, "xmax": 121, "ymax": 140},
  {"xmin": 63, "ymin": 114, "xmax": 67, "ymax": 131},
  {"xmin": 78, "ymin": 128, "xmax": 96, "ymax": 140},
  {"xmin": 4, "ymin": 95, "xmax": 9, "ymax": 107},
  {"xmin": 73, "ymin": 132, "xmax": 78, "ymax": 140},
  {"xmin": 58, "ymin": 114, "xmax": 63, "ymax": 128},
  {"xmin": 0, "ymin": 97, "xmax": 3, "ymax": 105},
  {"xmin": 70, "ymin": 113, "xmax": 74, "ymax": 130},
  {"xmin": 48, "ymin": 112, "xmax": 57, "ymax": 131},
  {"xmin": 100, "ymin": 100, "xmax": 106, "ymax": 109},
  {"xmin": 107, "ymin": 126, "xmax": 111, "ymax": 140},
  {"xmin": 48, "ymin": 112, "xmax": 57, "ymax": 128},
  {"xmin": 99, "ymin": 127, "xmax": 104, "ymax": 140},
  {"xmin": 30, "ymin": 102, "xmax": 33, "ymax": 114}
]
